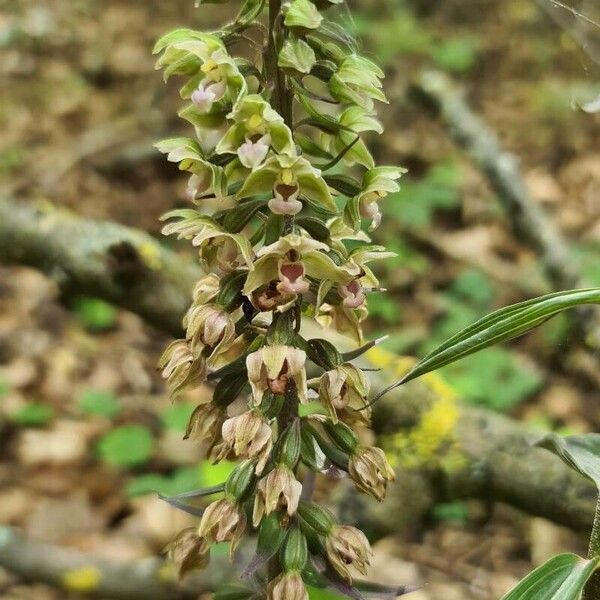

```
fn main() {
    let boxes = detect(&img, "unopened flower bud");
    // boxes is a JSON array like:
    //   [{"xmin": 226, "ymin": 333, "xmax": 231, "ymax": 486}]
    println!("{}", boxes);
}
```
[
  {"xmin": 297, "ymin": 501, "xmax": 336, "ymax": 536},
  {"xmin": 277, "ymin": 419, "xmax": 301, "ymax": 469},
  {"xmin": 166, "ymin": 527, "xmax": 210, "ymax": 580},
  {"xmin": 253, "ymin": 465, "xmax": 302, "ymax": 527},
  {"xmin": 282, "ymin": 527, "xmax": 308, "ymax": 572},
  {"xmin": 323, "ymin": 420, "xmax": 359, "ymax": 455},
  {"xmin": 219, "ymin": 410, "xmax": 273, "ymax": 474},
  {"xmin": 198, "ymin": 498, "xmax": 246, "ymax": 555},
  {"xmin": 184, "ymin": 399, "xmax": 225, "ymax": 452},
  {"xmin": 257, "ymin": 512, "xmax": 287, "ymax": 557},
  {"xmin": 267, "ymin": 571, "xmax": 308, "ymax": 600},
  {"xmin": 348, "ymin": 446, "xmax": 395, "ymax": 501},
  {"xmin": 325, "ymin": 525, "xmax": 372, "ymax": 582},
  {"xmin": 224, "ymin": 458, "xmax": 257, "ymax": 500}
]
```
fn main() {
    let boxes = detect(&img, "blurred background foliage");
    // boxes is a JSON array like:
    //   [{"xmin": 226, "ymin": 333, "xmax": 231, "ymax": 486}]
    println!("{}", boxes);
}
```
[{"xmin": 0, "ymin": 0, "xmax": 599, "ymax": 598}]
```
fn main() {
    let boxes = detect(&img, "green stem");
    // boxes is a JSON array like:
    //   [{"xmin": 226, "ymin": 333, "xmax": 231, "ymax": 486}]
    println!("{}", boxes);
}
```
[{"xmin": 584, "ymin": 498, "xmax": 600, "ymax": 599}]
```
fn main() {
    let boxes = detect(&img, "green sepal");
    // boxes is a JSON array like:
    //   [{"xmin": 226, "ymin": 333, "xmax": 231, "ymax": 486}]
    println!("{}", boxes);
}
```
[
  {"xmin": 284, "ymin": 0, "xmax": 323, "ymax": 29},
  {"xmin": 279, "ymin": 37, "xmax": 317, "ymax": 74}
]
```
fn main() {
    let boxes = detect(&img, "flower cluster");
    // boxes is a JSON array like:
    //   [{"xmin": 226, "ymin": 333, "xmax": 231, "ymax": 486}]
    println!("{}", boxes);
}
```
[{"xmin": 156, "ymin": 1, "xmax": 405, "ymax": 597}]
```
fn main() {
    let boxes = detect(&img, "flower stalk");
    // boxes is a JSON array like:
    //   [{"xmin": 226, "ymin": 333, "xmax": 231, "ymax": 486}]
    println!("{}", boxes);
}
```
[{"xmin": 154, "ymin": 0, "xmax": 406, "ymax": 595}]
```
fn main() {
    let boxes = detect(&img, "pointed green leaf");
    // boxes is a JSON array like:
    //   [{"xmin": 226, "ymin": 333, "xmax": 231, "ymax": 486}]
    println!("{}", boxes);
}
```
[
  {"xmin": 500, "ymin": 553, "xmax": 600, "ymax": 600},
  {"xmin": 375, "ymin": 289, "xmax": 600, "ymax": 400},
  {"xmin": 536, "ymin": 433, "xmax": 600, "ymax": 491}
]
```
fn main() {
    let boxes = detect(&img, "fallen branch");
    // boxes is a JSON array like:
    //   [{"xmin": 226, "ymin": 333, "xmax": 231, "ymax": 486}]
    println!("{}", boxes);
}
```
[
  {"xmin": 0, "ymin": 196, "xmax": 594, "ymax": 531},
  {"xmin": 0, "ymin": 525, "xmax": 235, "ymax": 599},
  {"xmin": 0, "ymin": 197, "xmax": 200, "ymax": 337},
  {"xmin": 410, "ymin": 71, "xmax": 581, "ymax": 294}
]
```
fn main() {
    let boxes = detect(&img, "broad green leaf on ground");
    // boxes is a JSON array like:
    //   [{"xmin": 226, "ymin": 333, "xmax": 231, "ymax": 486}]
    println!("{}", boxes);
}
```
[
  {"xmin": 161, "ymin": 402, "xmax": 196, "ymax": 432},
  {"xmin": 97, "ymin": 425, "xmax": 154, "ymax": 468},
  {"xmin": 536, "ymin": 433, "xmax": 600, "ymax": 491},
  {"xmin": 79, "ymin": 389, "xmax": 121, "ymax": 419},
  {"xmin": 372, "ymin": 288, "xmax": 600, "ymax": 403},
  {"xmin": 72, "ymin": 296, "xmax": 117, "ymax": 331},
  {"xmin": 10, "ymin": 402, "xmax": 54, "ymax": 427},
  {"xmin": 500, "ymin": 553, "xmax": 600, "ymax": 600}
]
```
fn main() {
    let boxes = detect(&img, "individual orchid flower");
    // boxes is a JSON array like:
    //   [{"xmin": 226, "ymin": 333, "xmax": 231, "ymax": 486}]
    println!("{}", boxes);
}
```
[
  {"xmin": 246, "ymin": 344, "xmax": 308, "ymax": 405},
  {"xmin": 154, "ymin": 31, "xmax": 246, "ymax": 106},
  {"xmin": 319, "ymin": 363, "xmax": 371, "ymax": 424},
  {"xmin": 158, "ymin": 340, "xmax": 207, "ymax": 400},
  {"xmin": 215, "ymin": 410, "xmax": 274, "ymax": 474},
  {"xmin": 237, "ymin": 154, "xmax": 337, "ymax": 215},
  {"xmin": 183, "ymin": 303, "xmax": 236, "ymax": 361},
  {"xmin": 154, "ymin": 137, "xmax": 227, "ymax": 200},
  {"xmin": 198, "ymin": 498, "xmax": 247, "ymax": 554},
  {"xmin": 252, "ymin": 465, "xmax": 303, "ymax": 526},
  {"xmin": 160, "ymin": 211, "xmax": 254, "ymax": 272},
  {"xmin": 329, "ymin": 54, "xmax": 387, "ymax": 111},
  {"xmin": 320, "ymin": 106, "xmax": 383, "ymax": 169},
  {"xmin": 216, "ymin": 95, "xmax": 295, "ymax": 163},
  {"xmin": 345, "ymin": 166, "xmax": 407, "ymax": 231},
  {"xmin": 244, "ymin": 234, "xmax": 349, "ymax": 310}
]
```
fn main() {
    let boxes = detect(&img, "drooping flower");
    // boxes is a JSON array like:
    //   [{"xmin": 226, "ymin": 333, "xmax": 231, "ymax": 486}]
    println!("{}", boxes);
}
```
[
  {"xmin": 253, "ymin": 465, "xmax": 303, "ymax": 526},
  {"xmin": 348, "ymin": 446, "xmax": 395, "ymax": 501},
  {"xmin": 198, "ymin": 498, "xmax": 246, "ymax": 554},
  {"xmin": 183, "ymin": 303, "xmax": 236, "ymax": 361},
  {"xmin": 191, "ymin": 79, "xmax": 226, "ymax": 113},
  {"xmin": 267, "ymin": 572, "xmax": 308, "ymax": 600},
  {"xmin": 246, "ymin": 345, "xmax": 308, "ymax": 405},
  {"xmin": 325, "ymin": 525, "xmax": 372, "ymax": 582},
  {"xmin": 166, "ymin": 527, "xmax": 210, "ymax": 580},
  {"xmin": 158, "ymin": 340, "xmax": 207, "ymax": 399},
  {"xmin": 216, "ymin": 410, "xmax": 273, "ymax": 474},
  {"xmin": 319, "ymin": 363, "xmax": 370, "ymax": 423},
  {"xmin": 184, "ymin": 398, "xmax": 226, "ymax": 451},
  {"xmin": 161, "ymin": 210, "xmax": 254, "ymax": 272}
]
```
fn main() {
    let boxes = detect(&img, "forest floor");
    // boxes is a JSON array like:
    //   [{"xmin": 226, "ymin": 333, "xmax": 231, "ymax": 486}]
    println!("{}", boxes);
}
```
[{"xmin": 1, "ymin": 0, "xmax": 599, "ymax": 598}]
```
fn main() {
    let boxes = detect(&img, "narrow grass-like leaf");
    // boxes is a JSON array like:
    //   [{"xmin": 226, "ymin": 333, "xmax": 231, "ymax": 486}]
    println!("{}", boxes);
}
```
[
  {"xmin": 500, "ymin": 553, "xmax": 600, "ymax": 600},
  {"xmin": 370, "ymin": 288, "xmax": 600, "ymax": 405}
]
